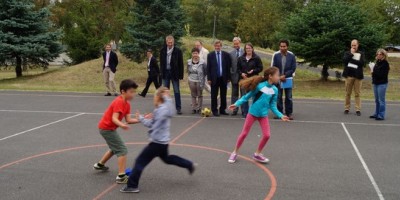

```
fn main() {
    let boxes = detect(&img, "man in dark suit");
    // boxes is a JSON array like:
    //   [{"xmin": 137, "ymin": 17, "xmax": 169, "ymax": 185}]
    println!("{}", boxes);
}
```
[
  {"xmin": 160, "ymin": 35, "xmax": 184, "ymax": 114},
  {"xmin": 139, "ymin": 49, "xmax": 160, "ymax": 97},
  {"xmin": 207, "ymin": 40, "xmax": 232, "ymax": 116},
  {"xmin": 103, "ymin": 44, "xmax": 119, "ymax": 96},
  {"xmin": 229, "ymin": 37, "xmax": 244, "ymax": 116}
]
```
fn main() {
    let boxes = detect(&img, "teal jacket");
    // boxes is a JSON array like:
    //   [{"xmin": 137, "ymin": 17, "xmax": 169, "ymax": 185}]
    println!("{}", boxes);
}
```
[{"xmin": 235, "ymin": 81, "xmax": 284, "ymax": 118}]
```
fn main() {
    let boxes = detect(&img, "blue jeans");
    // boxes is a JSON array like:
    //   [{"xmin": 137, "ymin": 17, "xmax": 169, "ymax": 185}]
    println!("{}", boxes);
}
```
[
  {"xmin": 277, "ymin": 86, "xmax": 293, "ymax": 115},
  {"xmin": 373, "ymin": 83, "xmax": 388, "ymax": 119},
  {"xmin": 163, "ymin": 70, "xmax": 181, "ymax": 110}
]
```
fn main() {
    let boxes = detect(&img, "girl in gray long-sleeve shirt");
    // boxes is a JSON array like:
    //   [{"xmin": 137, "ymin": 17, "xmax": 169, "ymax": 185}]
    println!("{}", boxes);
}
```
[{"xmin": 121, "ymin": 87, "xmax": 195, "ymax": 193}]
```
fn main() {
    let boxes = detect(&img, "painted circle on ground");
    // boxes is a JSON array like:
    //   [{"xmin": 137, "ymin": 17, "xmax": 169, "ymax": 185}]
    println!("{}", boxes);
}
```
[{"xmin": 0, "ymin": 142, "xmax": 277, "ymax": 200}]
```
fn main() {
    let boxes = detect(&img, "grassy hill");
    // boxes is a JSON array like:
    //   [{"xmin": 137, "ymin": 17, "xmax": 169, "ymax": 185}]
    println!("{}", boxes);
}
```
[{"xmin": 0, "ymin": 37, "xmax": 399, "ymax": 100}]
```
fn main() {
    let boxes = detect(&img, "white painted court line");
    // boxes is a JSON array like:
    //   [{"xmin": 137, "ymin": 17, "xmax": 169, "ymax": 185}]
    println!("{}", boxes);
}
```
[
  {"xmin": 0, "ymin": 113, "xmax": 85, "ymax": 141},
  {"xmin": 0, "ymin": 109, "xmax": 399, "ymax": 127},
  {"xmin": 341, "ymin": 123, "xmax": 385, "ymax": 200},
  {"xmin": 2, "ymin": 93, "xmax": 399, "ymax": 106}
]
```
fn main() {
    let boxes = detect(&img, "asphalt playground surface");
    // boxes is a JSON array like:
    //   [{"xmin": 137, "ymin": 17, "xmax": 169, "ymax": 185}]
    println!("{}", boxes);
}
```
[{"xmin": 0, "ymin": 91, "xmax": 399, "ymax": 200}]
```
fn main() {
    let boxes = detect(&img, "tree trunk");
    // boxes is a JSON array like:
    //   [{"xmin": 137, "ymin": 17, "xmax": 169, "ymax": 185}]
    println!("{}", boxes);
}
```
[
  {"xmin": 16, "ymin": 56, "xmax": 22, "ymax": 77},
  {"xmin": 321, "ymin": 64, "xmax": 329, "ymax": 81}
]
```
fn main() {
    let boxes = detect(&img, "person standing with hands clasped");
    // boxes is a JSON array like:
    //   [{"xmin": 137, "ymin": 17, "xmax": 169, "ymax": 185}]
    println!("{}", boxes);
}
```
[
  {"xmin": 343, "ymin": 39, "xmax": 365, "ymax": 116},
  {"xmin": 229, "ymin": 37, "xmax": 244, "ymax": 116},
  {"xmin": 228, "ymin": 67, "xmax": 289, "ymax": 164},
  {"xmin": 139, "ymin": 49, "xmax": 160, "ymax": 97},
  {"xmin": 370, "ymin": 49, "xmax": 390, "ymax": 121},
  {"xmin": 120, "ymin": 87, "xmax": 196, "ymax": 193},
  {"xmin": 237, "ymin": 43, "xmax": 263, "ymax": 118},
  {"xmin": 207, "ymin": 40, "xmax": 232, "ymax": 117},
  {"xmin": 102, "ymin": 44, "xmax": 119, "ymax": 96},
  {"xmin": 188, "ymin": 48, "xmax": 206, "ymax": 114}
]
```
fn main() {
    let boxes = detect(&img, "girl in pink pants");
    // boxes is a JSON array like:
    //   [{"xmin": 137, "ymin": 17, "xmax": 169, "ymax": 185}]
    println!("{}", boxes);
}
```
[{"xmin": 228, "ymin": 67, "xmax": 289, "ymax": 163}]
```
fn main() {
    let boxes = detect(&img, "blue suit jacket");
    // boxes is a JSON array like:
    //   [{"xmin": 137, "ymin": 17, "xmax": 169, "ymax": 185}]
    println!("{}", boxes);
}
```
[{"xmin": 271, "ymin": 51, "xmax": 296, "ymax": 78}]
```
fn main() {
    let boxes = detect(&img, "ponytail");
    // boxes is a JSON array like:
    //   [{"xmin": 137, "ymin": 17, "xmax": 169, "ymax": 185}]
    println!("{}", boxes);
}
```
[{"xmin": 239, "ymin": 67, "xmax": 279, "ymax": 91}]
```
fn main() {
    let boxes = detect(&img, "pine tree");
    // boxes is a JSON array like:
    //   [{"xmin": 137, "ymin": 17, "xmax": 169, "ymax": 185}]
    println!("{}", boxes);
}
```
[
  {"xmin": 121, "ymin": 0, "xmax": 186, "ymax": 62},
  {"xmin": 0, "ymin": 0, "xmax": 62, "ymax": 77}
]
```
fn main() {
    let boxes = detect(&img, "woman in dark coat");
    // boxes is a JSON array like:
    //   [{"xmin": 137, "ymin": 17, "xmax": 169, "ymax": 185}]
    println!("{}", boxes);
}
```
[
  {"xmin": 370, "ymin": 49, "xmax": 390, "ymax": 120},
  {"xmin": 237, "ymin": 43, "xmax": 263, "ymax": 118}
]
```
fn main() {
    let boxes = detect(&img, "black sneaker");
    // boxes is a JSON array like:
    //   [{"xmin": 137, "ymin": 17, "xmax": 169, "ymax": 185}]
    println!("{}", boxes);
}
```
[
  {"xmin": 369, "ymin": 115, "xmax": 377, "ymax": 119},
  {"xmin": 116, "ymin": 174, "xmax": 129, "ymax": 184},
  {"xmin": 192, "ymin": 110, "xmax": 197, "ymax": 114},
  {"xmin": 93, "ymin": 163, "xmax": 109, "ymax": 171},
  {"xmin": 138, "ymin": 93, "xmax": 145, "ymax": 98},
  {"xmin": 104, "ymin": 93, "xmax": 112, "ymax": 96},
  {"xmin": 287, "ymin": 114, "xmax": 294, "ymax": 120},
  {"xmin": 344, "ymin": 110, "xmax": 350, "ymax": 114},
  {"xmin": 375, "ymin": 117, "xmax": 384, "ymax": 121},
  {"xmin": 177, "ymin": 110, "xmax": 183, "ymax": 115},
  {"xmin": 356, "ymin": 111, "xmax": 361, "ymax": 116},
  {"xmin": 231, "ymin": 111, "xmax": 238, "ymax": 116},
  {"xmin": 120, "ymin": 186, "xmax": 140, "ymax": 193},
  {"xmin": 189, "ymin": 163, "xmax": 198, "ymax": 175}
]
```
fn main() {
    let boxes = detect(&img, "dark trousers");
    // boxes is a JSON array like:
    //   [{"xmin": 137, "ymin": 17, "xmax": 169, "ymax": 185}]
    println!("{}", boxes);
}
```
[
  {"xmin": 163, "ymin": 70, "xmax": 181, "ymax": 110},
  {"xmin": 141, "ymin": 75, "xmax": 160, "ymax": 97},
  {"xmin": 127, "ymin": 142, "xmax": 193, "ymax": 188},
  {"xmin": 240, "ymin": 88, "xmax": 249, "ymax": 117},
  {"xmin": 277, "ymin": 86, "xmax": 293, "ymax": 115},
  {"xmin": 211, "ymin": 77, "xmax": 227, "ymax": 113},
  {"xmin": 231, "ymin": 82, "xmax": 239, "ymax": 113}
]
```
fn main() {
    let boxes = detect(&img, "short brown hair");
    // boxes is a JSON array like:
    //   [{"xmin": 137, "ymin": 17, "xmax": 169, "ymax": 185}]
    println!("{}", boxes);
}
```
[{"xmin": 214, "ymin": 40, "xmax": 222, "ymax": 46}]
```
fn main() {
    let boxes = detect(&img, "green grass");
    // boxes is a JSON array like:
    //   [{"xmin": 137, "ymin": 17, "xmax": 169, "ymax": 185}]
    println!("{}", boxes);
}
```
[{"xmin": 0, "ymin": 37, "xmax": 399, "ymax": 101}]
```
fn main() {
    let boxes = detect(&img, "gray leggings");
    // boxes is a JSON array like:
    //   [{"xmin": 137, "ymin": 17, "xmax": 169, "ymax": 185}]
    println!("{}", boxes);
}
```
[{"xmin": 188, "ymin": 81, "xmax": 203, "ymax": 110}]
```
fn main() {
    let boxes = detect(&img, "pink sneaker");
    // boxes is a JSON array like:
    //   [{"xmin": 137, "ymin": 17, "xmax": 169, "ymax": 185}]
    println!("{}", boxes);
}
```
[
  {"xmin": 253, "ymin": 153, "xmax": 269, "ymax": 163},
  {"xmin": 228, "ymin": 153, "xmax": 237, "ymax": 163}
]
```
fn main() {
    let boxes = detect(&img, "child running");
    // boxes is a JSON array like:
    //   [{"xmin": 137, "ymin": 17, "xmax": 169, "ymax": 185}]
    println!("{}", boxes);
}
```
[
  {"xmin": 228, "ymin": 67, "xmax": 289, "ymax": 164},
  {"xmin": 94, "ymin": 79, "xmax": 140, "ymax": 184},
  {"xmin": 120, "ymin": 87, "xmax": 196, "ymax": 193}
]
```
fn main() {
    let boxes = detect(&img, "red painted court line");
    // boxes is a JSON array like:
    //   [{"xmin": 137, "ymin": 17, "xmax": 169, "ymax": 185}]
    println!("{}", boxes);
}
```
[
  {"xmin": 92, "ymin": 183, "xmax": 118, "ymax": 200},
  {"xmin": 0, "ymin": 142, "xmax": 276, "ymax": 200},
  {"xmin": 174, "ymin": 143, "xmax": 277, "ymax": 200},
  {"xmin": 170, "ymin": 117, "xmax": 206, "ymax": 144}
]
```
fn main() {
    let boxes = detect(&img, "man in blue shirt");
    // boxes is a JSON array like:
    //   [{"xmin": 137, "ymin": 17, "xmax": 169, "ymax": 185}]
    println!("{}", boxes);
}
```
[{"xmin": 271, "ymin": 40, "xmax": 296, "ymax": 120}]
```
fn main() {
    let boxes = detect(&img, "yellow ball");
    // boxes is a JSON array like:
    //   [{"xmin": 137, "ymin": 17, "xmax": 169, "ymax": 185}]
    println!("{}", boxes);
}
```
[{"xmin": 201, "ymin": 108, "xmax": 212, "ymax": 117}]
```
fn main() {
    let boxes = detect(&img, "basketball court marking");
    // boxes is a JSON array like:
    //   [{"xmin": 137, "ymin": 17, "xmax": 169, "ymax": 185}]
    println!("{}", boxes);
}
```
[
  {"xmin": 0, "ymin": 142, "xmax": 277, "ymax": 200},
  {"xmin": 341, "ymin": 123, "xmax": 385, "ymax": 200},
  {"xmin": 1, "ymin": 92, "xmax": 399, "ymax": 106},
  {"xmin": 0, "ymin": 113, "xmax": 85, "ymax": 141},
  {"xmin": 0, "ymin": 109, "xmax": 399, "ymax": 127}
]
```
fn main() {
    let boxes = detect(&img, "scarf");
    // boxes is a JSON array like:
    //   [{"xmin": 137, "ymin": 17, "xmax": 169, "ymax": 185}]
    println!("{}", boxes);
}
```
[{"xmin": 167, "ymin": 47, "xmax": 174, "ymax": 66}]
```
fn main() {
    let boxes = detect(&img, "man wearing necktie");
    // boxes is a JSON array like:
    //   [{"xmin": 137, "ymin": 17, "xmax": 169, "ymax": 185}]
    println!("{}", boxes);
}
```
[
  {"xmin": 207, "ymin": 40, "xmax": 232, "ymax": 117},
  {"xmin": 102, "ymin": 44, "xmax": 119, "ymax": 96},
  {"xmin": 229, "ymin": 37, "xmax": 244, "ymax": 116}
]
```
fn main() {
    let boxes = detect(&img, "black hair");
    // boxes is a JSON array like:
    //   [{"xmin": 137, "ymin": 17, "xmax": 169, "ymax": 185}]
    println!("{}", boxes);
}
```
[
  {"xmin": 279, "ymin": 39, "xmax": 289, "ymax": 46},
  {"xmin": 191, "ymin": 48, "xmax": 200, "ymax": 53},
  {"xmin": 119, "ymin": 79, "xmax": 138, "ymax": 93},
  {"xmin": 146, "ymin": 49, "xmax": 152, "ymax": 53}
]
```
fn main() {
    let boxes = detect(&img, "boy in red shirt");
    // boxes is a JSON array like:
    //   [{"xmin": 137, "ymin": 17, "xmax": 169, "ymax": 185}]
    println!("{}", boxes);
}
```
[{"xmin": 94, "ymin": 79, "xmax": 139, "ymax": 184}]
